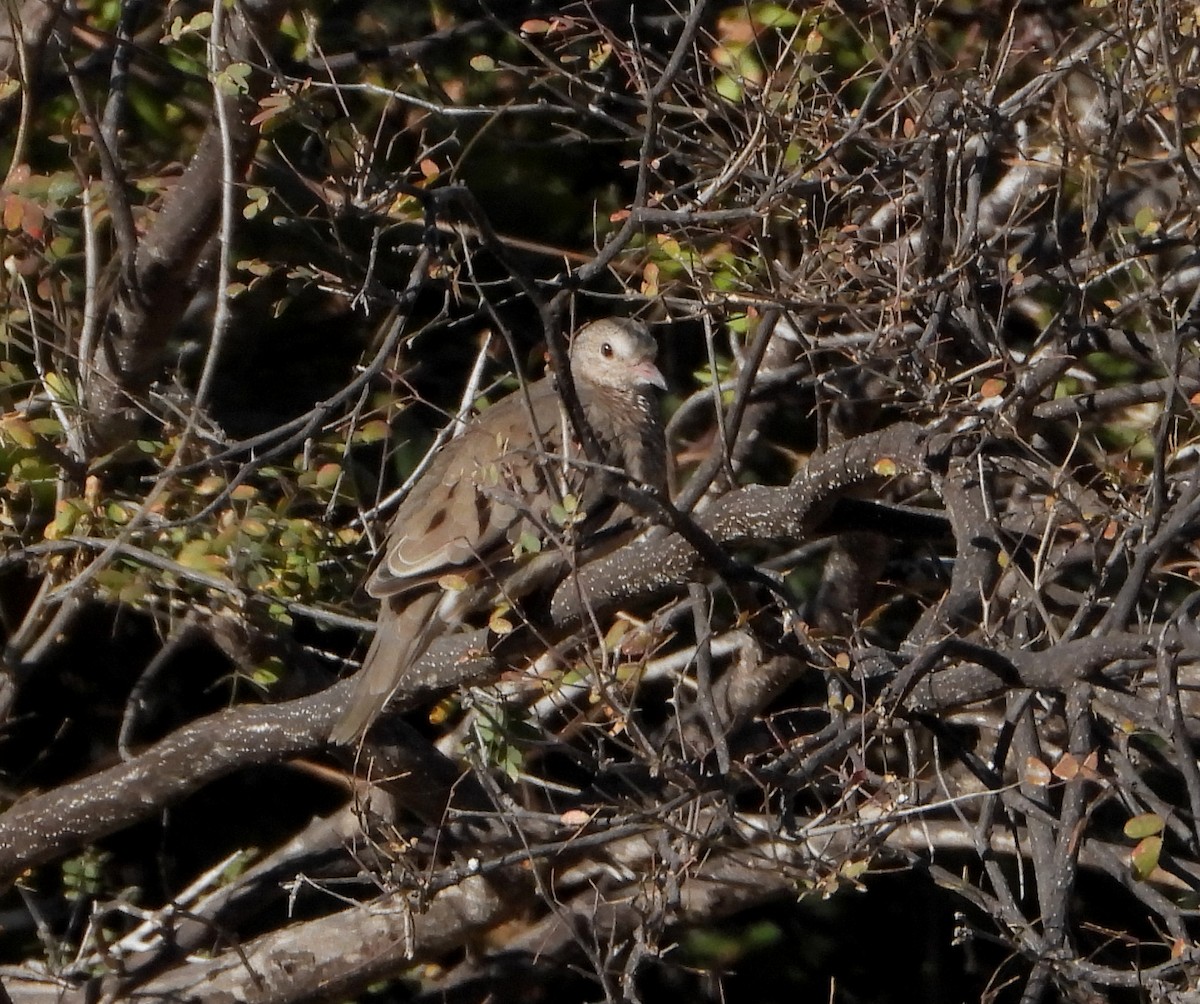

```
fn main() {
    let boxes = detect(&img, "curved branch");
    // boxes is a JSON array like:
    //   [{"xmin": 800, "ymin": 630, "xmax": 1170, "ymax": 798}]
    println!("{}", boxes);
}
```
[
  {"xmin": 81, "ymin": 0, "xmax": 292, "ymax": 450},
  {"xmin": 551, "ymin": 423, "xmax": 945, "ymax": 625},
  {"xmin": 0, "ymin": 635, "xmax": 494, "ymax": 884}
]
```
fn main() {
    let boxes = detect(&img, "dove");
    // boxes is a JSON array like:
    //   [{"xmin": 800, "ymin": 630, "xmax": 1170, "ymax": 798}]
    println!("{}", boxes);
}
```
[{"xmin": 331, "ymin": 317, "xmax": 668, "ymax": 744}]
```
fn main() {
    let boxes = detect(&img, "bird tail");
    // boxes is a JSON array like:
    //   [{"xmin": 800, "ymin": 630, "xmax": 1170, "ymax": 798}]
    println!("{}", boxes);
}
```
[{"xmin": 330, "ymin": 591, "xmax": 441, "ymax": 745}]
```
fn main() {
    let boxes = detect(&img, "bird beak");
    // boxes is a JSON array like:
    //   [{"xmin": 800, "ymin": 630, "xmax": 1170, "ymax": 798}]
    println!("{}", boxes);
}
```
[{"xmin": 633, "ymin": 360, "xmax": 667, "ymax": 391}]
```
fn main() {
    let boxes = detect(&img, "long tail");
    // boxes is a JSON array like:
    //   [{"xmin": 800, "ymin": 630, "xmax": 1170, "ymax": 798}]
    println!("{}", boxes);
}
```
[{"xmin": 330, "ymin": 591, "xmax": 441, "ymax": 744}]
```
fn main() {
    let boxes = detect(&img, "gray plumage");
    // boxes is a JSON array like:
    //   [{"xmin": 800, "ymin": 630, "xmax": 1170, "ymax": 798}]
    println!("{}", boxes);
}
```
[{"xmin": 332, "ymin": 318, "xmax": 667, "ymax": 744}]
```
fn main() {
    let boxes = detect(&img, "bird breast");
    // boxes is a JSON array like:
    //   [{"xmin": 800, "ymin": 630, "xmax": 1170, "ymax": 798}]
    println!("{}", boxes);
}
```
[{"xmin": 583, "ymin": 386, "xmax": 667, "ymax": 493}]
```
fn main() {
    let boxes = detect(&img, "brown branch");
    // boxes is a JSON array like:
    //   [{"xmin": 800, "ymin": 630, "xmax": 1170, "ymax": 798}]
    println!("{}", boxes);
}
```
[
  {"xmin": 80, "ymin": 0, "xmax": 292, "ymax": 450},
  {"xmin": 550, "ymin": 422, "xmax": 945, "ymax": 625},
  {"xmin": 0, "ymin": 637, "xmax": 495, "ymax": 884},
  {"xmin": 118, "ymin": 874, "xmax": 521, "ymax": 1004}
]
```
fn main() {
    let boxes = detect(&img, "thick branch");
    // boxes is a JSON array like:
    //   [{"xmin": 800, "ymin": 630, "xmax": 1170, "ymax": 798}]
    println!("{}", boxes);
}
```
[
  {"xmin": 551, "ymin": 422, "xmax": 944, "ymax": 625},
  {"xmin": 81, "ymin": 0, "xmax": 291, "ymax": 449},
  {"xmin": 0, "ymin": 635, "xmax": 493, "ymax": 884}
]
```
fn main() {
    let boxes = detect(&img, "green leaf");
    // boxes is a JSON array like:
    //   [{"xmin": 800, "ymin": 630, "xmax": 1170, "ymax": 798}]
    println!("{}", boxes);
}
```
[
  {"xmin": 0, "ymin": 361, "xmax": 26, "ymax": 386},
  {"xmin": 48, "ymin": 500, "xmax": 81, "ymax": 538},
  {"xmin": 1, "ymin": 415, "xmax": 36, "ymax": 448},
  {"xmin": 1130, "ymin": 835, "xmax": 1162, "ymax": 881},
  {"xmin": 251, "ymin": 659, "xmax": 281, "ymax": 686},
  {"xmin": 47, "ymin": 172, "xmax": 81, "ymax": 204},
  {"xmin": 240, "ymin": 516, "xmax": 268, "ymax": 537},
  {"xmin": 500, "ymin": 742, "xmax": 522, "ymax": 781},
  {"xmin": 216, "ymin": 62, "xmax": 252, "ymax": 96},
  {"xmin": 753, "ymin": 3, "xmax": 800, "ymax": 27},
  {"xmin": 1124, "ymin": 813, "xmax": 1165, "ymax": 839},
  {"xmin": 243, "ymin": 188, "xmax": 270, "ymax": 220},
  {"xmin": 28, "ymin": 417, "xmax": 62, "ymax": 437},
  {"xmin": 354, "ymin": 419, "xmax": 391, "ymax": 444},
  {"xmin": 164, "ymin": 10, "xmax": 212, "ymax": 40},
  {"xmin": 267, "ymin": 602, "xmax": 294, "ymax": 626},
  {"xmin": 178, "ymin": 538, "xmax": 227, "ymax": 572},
  {"xmin": 715, "ymin": 74, "xmax": 743, "ymax": 102},
  {"xmin": 1133, "ymin": 205, "xmax": 1159, "ymax": 236},
  {"xmin": 489, "ymin": 603, "xmax": 515, "ymax": 635},
  {"xmin": 42, "ymin": 370, "xmax": 77, "ymax": 404},
  {"xmin": 315, "ymin": 463, "xmax": 341, "ymax": 488},
  {"xmin": 588, "ymin": 42, "xmax": 612, "ymax": 70},
  {"xmin": 514, "ymin": 530, "xmax": 541, "ymax": 557}
]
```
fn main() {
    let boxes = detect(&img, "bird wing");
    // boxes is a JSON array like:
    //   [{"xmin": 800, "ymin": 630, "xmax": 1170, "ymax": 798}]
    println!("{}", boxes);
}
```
[{"xmin": 367, "ymin": 379, "xmax": 565, "ymax": 598}]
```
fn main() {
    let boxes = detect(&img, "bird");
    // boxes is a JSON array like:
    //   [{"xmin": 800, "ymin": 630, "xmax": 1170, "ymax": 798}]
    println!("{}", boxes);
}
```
[{"xmin": 331, "ymin": 317, "xmax": 668, "ymax": 744}]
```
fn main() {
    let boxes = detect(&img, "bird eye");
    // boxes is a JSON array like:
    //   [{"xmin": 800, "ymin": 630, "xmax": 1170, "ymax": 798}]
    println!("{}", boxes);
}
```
[{"xmin": 600, "ymin": 342, "xmax": 614, "ymax": 358}]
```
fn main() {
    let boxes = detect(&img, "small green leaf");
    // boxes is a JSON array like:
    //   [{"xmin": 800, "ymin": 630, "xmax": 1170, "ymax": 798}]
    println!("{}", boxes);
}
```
[
  {"xmin": 48, "ymin": 500, "xmax": 80, "ymax": 538},
  {"xmin": 315, "ymin": 463, "xmax": 341, "ymax": 488},
  {"xmin": 61, "ymin": 849, "xmax": 110, "ymax": 895},
  {"xmin": 840, "ymin": 858, "xmax": 869, "ymax": 881},
  {"xmin": 500, "ymin": 743, "xmax": 522, "ymax": 781},
  {"xmin": 47, "ymin": 173, "xmax": 81, "ymax": 203},
  {"xmin": 267, "ymin": 602, "xmax": 294, "ymax": 625},
  {"xmin": 1131, "ymin": 835, "xmax": 1162, "ymax": 881},
  {"xmin": 243, "ymin": 187, "xmax": 269, "ymax": 219},
  {"xmin": 251, "ymin": 660, "xmax": 281, "ymax": 686},
  {"xmin": 1134, "ymin": 205, "xmax": 1159, "ymax": 236},
  {"xmin": 715, "ymin": 74, "xmax": 743, "ymax": 102},
  {"xmin": 216, "ymin": 62, "xmax": 252, "ymax": 96},
  {"xmin": 178, "ymin": 538, "xmax": 227, "ymax": 572},
  {"xmin": 28, "ymin": 417, "xmax": 62, "ymax": 437},
  {"xmin": 164, "ymin": 10, "xmax": 212, "ymax": 40},
  {"xmin": 1124, "ymin": 813, "xmax": 1165, "ymax": 839},
  {"xmin": 603, "ymin": 619, "xmax": 629, "ymax": 648},
  {"xmin": 489, "ymin": 604, "xmax": 515, "ymax": 635},
  {"xmin": 514, "ymin": 530, "xmax": 541, "ymax": 556},
  {"xmin": 43, "ymin": 370, "xmax": 76, "ymax": 404},
  {"xmin": 354, "ymin": 419, "xmax": 391, "ymax": 444},
  {"xmin": 1, "ymin": 415, "xmax": 36, "ymax": 448},
  {"xmin": 753, "ymin": 3, "xmax": 800, "ymax": 27},
  {"xmin": 0, "ymin": 361, "xmax": 26, "ymax": 386},
  {"xmin": 196, "ymin": 475, "xmax": 225, "ymax": 495}
]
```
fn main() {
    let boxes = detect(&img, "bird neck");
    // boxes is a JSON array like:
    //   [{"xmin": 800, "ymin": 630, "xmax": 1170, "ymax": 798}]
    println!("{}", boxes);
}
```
[{"xmin": 583, "ymin": 384, "xmax": 664, "ymax": 491}]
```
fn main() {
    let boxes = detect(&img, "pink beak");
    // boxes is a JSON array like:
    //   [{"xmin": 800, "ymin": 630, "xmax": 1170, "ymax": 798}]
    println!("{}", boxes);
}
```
[{"xmin": 632, "ymin": 360, "xmax": 667, "ymax": 391}]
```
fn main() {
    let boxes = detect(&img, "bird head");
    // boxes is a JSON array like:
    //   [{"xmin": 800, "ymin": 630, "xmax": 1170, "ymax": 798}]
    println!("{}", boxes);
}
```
[{"xmin": 570, "ymin": 318, "xmax": 667, "ymax": 393}]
